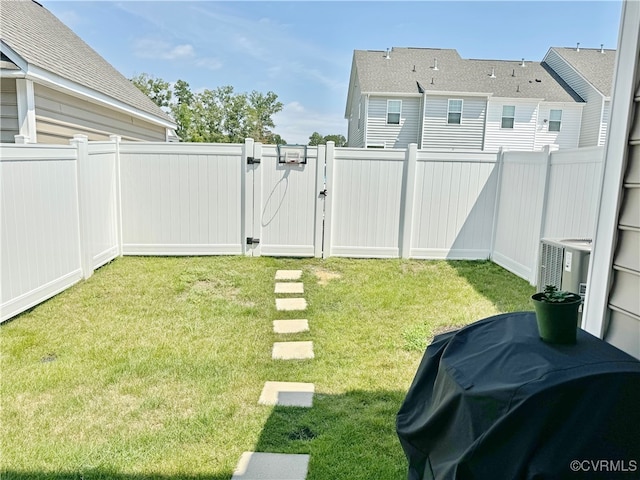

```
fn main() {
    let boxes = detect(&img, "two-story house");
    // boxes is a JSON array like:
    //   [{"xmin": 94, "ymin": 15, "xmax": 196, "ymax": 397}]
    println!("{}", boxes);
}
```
[
  {"xmin": 345, "ymin": 46, "xmax": 613, "ymax": 151},
  {"xmin": 0, "ymin": 0, "xmax": 176, "ymax": 144},
  {"xmin": 542, "ymin": 46, "xmax": 616, "ymax": 147}
]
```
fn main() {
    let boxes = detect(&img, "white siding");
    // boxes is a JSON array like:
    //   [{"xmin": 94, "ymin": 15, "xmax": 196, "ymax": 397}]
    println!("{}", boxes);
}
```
[
  {"xmin": 34, "ymin": 84, "xmax": 166, "ymax": 144},
  {"xmin": 600, "ymin": 100, "xmax": 610, "ymax": 146},
  {"xmin": 484, "ymin": 100, "xmax": 538, "ymax": 152},
  {"xmin": 346, "ymin": 79, "xmax": 365, "ymax": 147},
  {"xmin": 422, "ymin": 96, "xmax": 486, "ymax": 150},
  {"xmin": 1, "ymin": 78, "xmax": 19, "ymax": 143},
  {"xmin": 366, "ymin": 96, "xmax": 421, "ymax": 148},
  {"xmin": 544, "ymin": 49, "xmax": 605, "ymax": 147},
  {"xmin": 534, "ymin": 103, "xmax": 583, "ymax": 150}
]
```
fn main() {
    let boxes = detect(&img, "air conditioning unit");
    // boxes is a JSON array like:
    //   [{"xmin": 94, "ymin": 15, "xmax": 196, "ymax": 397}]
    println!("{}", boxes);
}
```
[{"xmin": 538, "ymin": 238, "xmax": 592, "ymax": 300}]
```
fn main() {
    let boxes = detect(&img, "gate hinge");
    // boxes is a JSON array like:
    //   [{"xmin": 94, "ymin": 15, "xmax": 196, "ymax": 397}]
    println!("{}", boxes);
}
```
[
  {"xmin": 246, "ymin": 237, "xmax": 260, "ymax": 245},
  {"xmin": 247, "ymin": 157, "xmax": 261, "ymax": 164}
]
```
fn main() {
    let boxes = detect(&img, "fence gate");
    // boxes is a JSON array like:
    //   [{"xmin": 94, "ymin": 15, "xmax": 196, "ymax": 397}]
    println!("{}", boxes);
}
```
[{"xmin": 244, "ymin": 140, "xmax": 326, "ymax": 257}]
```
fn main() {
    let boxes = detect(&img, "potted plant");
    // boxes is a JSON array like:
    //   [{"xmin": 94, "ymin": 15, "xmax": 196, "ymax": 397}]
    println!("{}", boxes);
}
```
[{"xmin": 531, "ymin": 285, "xmax": 582, "ymax": 344}]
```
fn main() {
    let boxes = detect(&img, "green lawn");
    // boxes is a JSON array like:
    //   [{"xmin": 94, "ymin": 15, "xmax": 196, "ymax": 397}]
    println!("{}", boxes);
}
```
[{"xmin": 1, "ymin": 257, "xmax": 534, "ymax": 479}]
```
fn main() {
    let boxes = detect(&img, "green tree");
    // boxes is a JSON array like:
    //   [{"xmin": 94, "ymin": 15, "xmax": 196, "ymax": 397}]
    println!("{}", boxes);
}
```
[
  {"xmin": 308, "ymin": 132, "xmax": 347, "ymax": 147},
  {"xmin": 130, "ymin": 73, "xmax": 172, "ymax": 108},
  {"xmin": 130, "ymin": 74, "xmax": 285, "ymax": 144}
]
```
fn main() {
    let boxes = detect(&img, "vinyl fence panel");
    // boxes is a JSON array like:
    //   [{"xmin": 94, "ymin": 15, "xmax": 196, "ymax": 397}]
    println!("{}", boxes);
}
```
[
  {"xmin": 256, "ymin": 144, "xmax": 324, "ymax": 257},
  {"xmin": 119, "ymin": 142, "xmax": 245, "ymax": 255},
  {"xmin": 411, "ymin": 151, "xmax": 498, "ymax": 259},
  {"xmin": 328, "ymin": 147, "xmax": 406, "ymax": 257},
  {"xmin": 492, "ymin": 150, "xmax": 548, "ymax": 282},
  {"xmin": 543, "ymin": 147, "xmax": 603, "ymax": 239},
  {"xmin": 1, "ymin": 144, "xmax": 83, "ymax": 322}
]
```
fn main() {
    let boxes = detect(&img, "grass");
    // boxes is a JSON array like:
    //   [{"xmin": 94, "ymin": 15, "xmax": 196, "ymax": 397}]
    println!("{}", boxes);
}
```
[{"xmin": 1, "ymin": 257, "xmax": 534, "ymax": 479}]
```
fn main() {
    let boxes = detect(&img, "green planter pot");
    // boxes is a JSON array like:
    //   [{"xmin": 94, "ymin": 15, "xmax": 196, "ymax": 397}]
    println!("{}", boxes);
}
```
[{"xmin": 531, "ymin": 293, "xmax": 582, "ymax": 345}]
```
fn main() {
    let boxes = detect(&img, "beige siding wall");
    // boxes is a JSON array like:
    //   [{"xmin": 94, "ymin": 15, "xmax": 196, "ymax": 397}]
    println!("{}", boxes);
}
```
[
  {"xmin": 534, "ymin": 103, "xmax": 583, "ymax": 150},
  {"xmin": 605, "ymin": 85, "xmax": 640, "ymax": 357},
  {"xmin": 422, "ymin": 95, "xmax": 486, "ymax": 150},
  {"xmin": 33, "ymin": 84, "xmax": 166, "ymax": 144},
  {"xmin": 366, "ymin": 96, "xmax": 421, "ymax": 148},
  {"xmin": 1, "ymin": 78, "xmax": 19, "ymax": 143}
]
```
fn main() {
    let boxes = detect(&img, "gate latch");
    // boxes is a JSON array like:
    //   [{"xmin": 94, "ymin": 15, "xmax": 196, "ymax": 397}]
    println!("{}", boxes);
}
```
[
  {"xmin": 246, "ymin": 237, "xmax": 260, "ymax": 245},
  {"xmin": 247, "ymin": 157, "xmax": 261, "ymax": 165},
  {"xmin": 319, "ymin": 189, "xmax": 328, "ymax": 197}
]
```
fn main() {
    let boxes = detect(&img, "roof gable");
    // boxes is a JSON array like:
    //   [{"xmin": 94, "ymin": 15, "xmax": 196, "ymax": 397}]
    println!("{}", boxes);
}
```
[
  {"xmin": 548, "ymin": 47, "xmax": 616, "ymax": 97},
  {"xmin": 353, "ymin": 47, "xmax": 583, "ymax": 103},
  {"xmin": 0, "ymin": 0, "xmax": 174, "ymax": 125}
]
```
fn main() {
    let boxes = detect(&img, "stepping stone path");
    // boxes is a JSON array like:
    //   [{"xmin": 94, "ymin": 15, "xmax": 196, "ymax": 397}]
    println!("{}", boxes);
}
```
[
  {"xmin": 272, "ymin": 341, "xmax": 314, "ymax": 360},
  {"xmin": 233, "ymin": 269, "xmax": 314, "ymax": 479},
  {"xmin": 275, "ymin": 282, "xmax": 304, "ymax": 294},
  {"xmin": 273, "ymin": 319, "xmax": 309, "ymax": 334},
  {"xmin": 276, "ymin": 297, "xmax": 307, "ymax": 311},
  {"xmin": 259, "ymin": 381, "xmax": 315, "ymax": 407},
  {"xmin": 231, "ymin": 452, "xmax": 310, "ymax": 480}
]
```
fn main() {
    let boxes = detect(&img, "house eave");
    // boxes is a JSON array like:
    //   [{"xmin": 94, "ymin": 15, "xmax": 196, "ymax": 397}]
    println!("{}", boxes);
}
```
[{"xmin": 0, "ymin": 41, "xmax": 176, "ymax": 130}]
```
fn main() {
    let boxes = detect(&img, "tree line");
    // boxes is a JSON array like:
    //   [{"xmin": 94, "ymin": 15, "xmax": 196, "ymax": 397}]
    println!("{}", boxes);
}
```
[{"xmin": 131, "ymin": 73, "xmax": 346, "ymax": 146}]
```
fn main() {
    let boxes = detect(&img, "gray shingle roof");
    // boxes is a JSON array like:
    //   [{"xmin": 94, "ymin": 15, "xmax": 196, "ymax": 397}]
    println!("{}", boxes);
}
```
[
  {"xmin": 354, "ymin": 47, "xmax": 583, "ymax": 102},
  {"xmin": 0, "ymin": 0, "xmax": 174, "ymax": 125},
  {"xmin": 549, "ymin": 47, "xmax": 616, "ymax": 97}
]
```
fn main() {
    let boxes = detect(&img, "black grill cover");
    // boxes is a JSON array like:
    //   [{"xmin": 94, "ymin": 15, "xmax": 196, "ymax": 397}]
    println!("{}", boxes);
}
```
[{"xmin": 396, "ymin": 312, "xmax": 640, "ymax": 480}]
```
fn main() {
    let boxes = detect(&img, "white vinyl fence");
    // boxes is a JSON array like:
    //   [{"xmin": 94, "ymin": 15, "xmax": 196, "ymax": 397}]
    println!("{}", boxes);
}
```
[{"xmin": 0, "ymin": 137, "xmax": 603, "ymax": 322}]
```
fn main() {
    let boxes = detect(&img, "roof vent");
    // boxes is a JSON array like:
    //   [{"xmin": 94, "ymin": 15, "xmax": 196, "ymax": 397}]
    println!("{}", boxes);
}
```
[
  {"xmin": 576, "ymin": 42, "xmax": 580, "ymax": 52},
  {"xmin": 432, "ymin": 58, "xmax": 439, "ymax": 71},
  {"xmin": 385, "ymin": 48, "xmax": 390, "ymax": 59},
  {"xmin": 600, "ymin": 44, "xmax": 605, "ymax": 53},
  {"xmin": 521, "ymin": 58, "xmax": 526, "ymax": 67},
  {"xmin": 490, "ymin": 67, "xmax": 496, "ymax": 78}
]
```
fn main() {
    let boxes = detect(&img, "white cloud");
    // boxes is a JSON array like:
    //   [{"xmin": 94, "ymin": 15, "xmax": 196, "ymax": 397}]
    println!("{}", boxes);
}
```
[
  {"xmin": 196, "ymin": 57, "xmax": 223, "ymax": 70},
  {"xmin": 273, "ymin": 102, "xmax": 346, "ymax": 145},
  {"xmin": 134, "ymin": 38, "xmax": 195, "ymax": 60}
]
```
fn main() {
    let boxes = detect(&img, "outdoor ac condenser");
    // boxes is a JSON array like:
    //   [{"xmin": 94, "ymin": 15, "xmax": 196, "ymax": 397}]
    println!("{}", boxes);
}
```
[{"xmin": 538, "ymin": 238, "xmax": 592, "ymax": 300}]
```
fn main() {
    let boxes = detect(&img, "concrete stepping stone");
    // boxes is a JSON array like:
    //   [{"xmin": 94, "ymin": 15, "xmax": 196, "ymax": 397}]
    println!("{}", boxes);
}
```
[
  {"xmin": 259, "ymin": 381, "xmax": 315, "ymax": 407},
  {"xmin": 231, "ymin": 452, "xmax": 310, "ymax": 480},
  {"xmin": 276, "ymin": 298, "xmax": 307, "ymax": 311},
  {"xmin": 275, "ymin": 282, "xmax": 304, "ymax": 294},
  {"xmin": 273, "ymin": 319, "xmax": 309, "ymax": 334},
  {"xmin": 272, "ymin": 341, "xmax": 314, "ymax": 360},
  {"xmin": 275, "ymin": 270, "xmax": 303, "ymax": 281}
]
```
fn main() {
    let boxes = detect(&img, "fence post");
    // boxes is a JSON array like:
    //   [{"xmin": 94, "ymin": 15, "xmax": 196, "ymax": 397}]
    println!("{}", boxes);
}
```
[
  {"xmin": 314, "ymin": 143, "xmax": 326, "ymax": 258},
  {"xmin": 110, "ymin": 135, "xmax": 124, "ymax": 257},
  {"xmin": 532, "ymin": 144, "xmax": 559, "ymax": 285},
  {"xmin": 322, "ymin": 141, "xmax": 335, "ymax": 259},
  {"xmin": 400, "ymin": 143, "xmax": 418, "ymax": 258},
  {"xmin": 490, "ymin": 147, "xmax": 506, "ymax": 259},
  {"xmin": 70, "ymin": 134, "xmax": 93, "ymax": 280},
  {"xmin": 242, "ymin": 138, "xmax": 254, "ymax": 256}
]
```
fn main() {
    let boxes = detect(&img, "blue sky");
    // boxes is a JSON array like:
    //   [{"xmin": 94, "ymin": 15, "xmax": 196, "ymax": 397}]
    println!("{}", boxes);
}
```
[{"xmin": 41, "ymin": 1, "xmax": 623, "ymax": 144}]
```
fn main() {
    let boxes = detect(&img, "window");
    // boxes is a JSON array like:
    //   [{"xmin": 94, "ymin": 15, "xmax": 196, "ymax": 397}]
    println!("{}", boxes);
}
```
[
  {"xmin": 387, "ymin": 100, "xmax": 401, "ymax": 125},
  {"xmin": 548, "ymin": 109, "xmax": 562, "ymax": 132},
  {"xmin": 448, "ymin": 99, "xmax": 463, "ymax": 124},
  {"xmin": 501, "ymin": 105, "xmax": 515, "ymax": 129}
]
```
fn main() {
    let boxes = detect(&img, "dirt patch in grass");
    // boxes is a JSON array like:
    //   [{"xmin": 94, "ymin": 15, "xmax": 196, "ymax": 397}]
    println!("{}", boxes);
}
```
[{"xmin": 313, "ymin": 267, "xmax": 342, "ymax": 286}]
